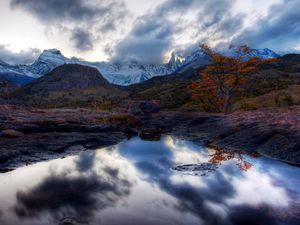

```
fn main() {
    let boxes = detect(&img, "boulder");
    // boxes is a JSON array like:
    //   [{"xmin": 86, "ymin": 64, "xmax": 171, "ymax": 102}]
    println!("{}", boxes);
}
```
[
  {"xmin": 139, "ymin": 127, "xmax": 162, "ymax": 141},
  {"xmin": 139, "ymin": 101, "xmax": 162, "ymax": 114},
  {"xmin": 123, "ymin": 100, "xmax": 162, "ymax": 115}
]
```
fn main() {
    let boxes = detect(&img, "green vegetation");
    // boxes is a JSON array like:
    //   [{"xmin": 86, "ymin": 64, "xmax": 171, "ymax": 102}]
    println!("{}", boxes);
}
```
[{"xmin": 236, "ymin": 85, "xmax": 300, "ymax": 110}]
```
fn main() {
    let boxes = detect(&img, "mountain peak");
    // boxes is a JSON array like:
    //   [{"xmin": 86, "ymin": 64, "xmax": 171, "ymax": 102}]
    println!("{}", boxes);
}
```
[
  {"xmin": 38, "ymin": 49, "xmax": 66, "ymax": 61},
  {"xmin": 167, "ymin": 51, "xmax": 184, "ymax": 71},
  {"xmin": 42, "ymin": 49, "xmax": 63, "ymax": 55}
]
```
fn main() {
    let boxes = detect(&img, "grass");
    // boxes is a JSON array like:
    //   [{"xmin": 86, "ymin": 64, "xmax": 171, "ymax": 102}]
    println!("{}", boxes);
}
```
[{"xmin": 236, "ymin": 85, "xmax": 300, "ymax": 110}]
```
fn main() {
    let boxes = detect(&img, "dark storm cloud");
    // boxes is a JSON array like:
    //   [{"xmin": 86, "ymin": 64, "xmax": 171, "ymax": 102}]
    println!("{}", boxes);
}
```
[
  {"xmin": 71, "ymin": 29, "xmax": 94, "ymax": 51},
  {"xmin": 113, "ymin": 0, "xmax": 240, "ymax": 63},
  {"xmin": 197, "ymin": 0, "xmax": 244, "ymax": 38},
  {"xmin": 10, "ymin": 0, "xmax": 127, "ymax": 25},
  {"xmin": 233, "ymin": 0, "xmax": 300, "ymax": 51},
  {"xmin": 0, "ymin": 45, "xmax": 40, "ymax": 65},
  {"xmin": 10, "ymin": 0, "xmax": 129, "ymax": 52},
  {"xmin": 113, "ymin": 13, "xmax": 176, "ymax": 63},
  {"xmin": 113, "ymin": 0, "xmax": 196, "ymax": 63},
  {"xmin": 10, "ymin": 0, "xmax": 103, "ymax": 22}
]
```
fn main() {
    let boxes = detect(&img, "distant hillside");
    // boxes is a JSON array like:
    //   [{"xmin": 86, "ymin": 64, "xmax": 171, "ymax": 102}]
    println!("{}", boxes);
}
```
[
  {"xmin": 11, "ymin": 64, "xmax": 128, "ymax": 108},
  {"xmin": 126, "ymin": 68, "xmax": 200, "ymax": 109},
  {"xmin": 127, "ymin": 55, "xmax": 300, "ymax": 111},
  {"xmin": 6, "ymin": 53, "xmax": 300, "ymax": 111},
  {"xmin": 0, "ymin": 78, "xmax": 19, "ymax": 103},
  {"xmin": 0, "ymin": 73, "xmax": 34, "ymax": 85}
]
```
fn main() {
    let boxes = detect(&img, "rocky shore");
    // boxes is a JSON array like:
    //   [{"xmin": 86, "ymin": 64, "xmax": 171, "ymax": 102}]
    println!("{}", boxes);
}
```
[
  {"xmin": 1, "ymin": 104, "xmax": 300, "ymax": 171},
  {"xmin": 149, "ymin": 108, "xmax": 300, "ymax": 166}
]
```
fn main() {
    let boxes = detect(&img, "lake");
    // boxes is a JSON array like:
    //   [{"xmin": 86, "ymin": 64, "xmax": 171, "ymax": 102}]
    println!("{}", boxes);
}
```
[{"xmin": 0, "ymin": 136, "xmax": 299, "ymax": 225}]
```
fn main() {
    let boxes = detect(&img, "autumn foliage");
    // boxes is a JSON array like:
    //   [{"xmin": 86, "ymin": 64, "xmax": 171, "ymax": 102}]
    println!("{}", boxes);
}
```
[{"xmin": 191, "ymin": 45, "xmax": 278, "ymax": 113}]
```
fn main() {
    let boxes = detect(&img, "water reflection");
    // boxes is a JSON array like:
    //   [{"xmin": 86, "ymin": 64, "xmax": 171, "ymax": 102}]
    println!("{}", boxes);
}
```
[
  {"xmin": 14, "ymin": 170, "xmax": 131, "ymax": 221},
  {"xmin": 0, "ymin": 136, "xmax": 299, "ymax": 225}
]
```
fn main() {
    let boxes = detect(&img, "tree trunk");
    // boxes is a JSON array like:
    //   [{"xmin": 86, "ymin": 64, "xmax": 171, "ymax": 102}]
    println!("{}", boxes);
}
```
[{"xmin": 223, "ymin": 94, "xmax": 233, "ymax": 114}]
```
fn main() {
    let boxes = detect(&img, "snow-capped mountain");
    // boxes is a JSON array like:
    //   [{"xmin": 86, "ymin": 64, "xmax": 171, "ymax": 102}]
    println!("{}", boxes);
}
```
[
  {"xmin": 0, "ymin": 47, "xmax": 280, "ymax": 86},
  {"xmin": 21, "ymin": 49, "xmax": 68, "ymax": 78},
  {"xmin": 167, "ymin": 52, "xmax": 185, "ymax": 71},
  {"xmin": 244, "ymin": 48, "xmax": 280, "ymax": 59},
  {"xmin": 225, "ymin": 48, "xmax": 279, "ymax": 59},
  {"xmin": 0, "ymin": 49, "xmax": 183, "ymax": 86}
]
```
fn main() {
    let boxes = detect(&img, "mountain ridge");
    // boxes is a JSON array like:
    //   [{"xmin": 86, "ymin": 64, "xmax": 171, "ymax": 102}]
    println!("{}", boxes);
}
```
[{"xmin": 0, "ymin": 47, "xmax": 280, "ymax": 86}]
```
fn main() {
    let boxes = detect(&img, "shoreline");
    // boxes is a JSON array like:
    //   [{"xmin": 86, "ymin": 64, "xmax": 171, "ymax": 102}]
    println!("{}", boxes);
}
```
[{"xmin": 1, "ymin": 105, "xmax": 300, "ymax": 171}]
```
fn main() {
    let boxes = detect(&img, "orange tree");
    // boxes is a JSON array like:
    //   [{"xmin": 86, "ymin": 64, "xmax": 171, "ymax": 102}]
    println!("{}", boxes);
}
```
[{"xmin": 191, "ymin": 45, "xmax": 278, "ymax": 113}]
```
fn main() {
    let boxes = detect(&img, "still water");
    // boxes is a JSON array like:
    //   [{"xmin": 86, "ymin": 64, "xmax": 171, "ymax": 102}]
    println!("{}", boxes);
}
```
[{"xmin": 0, "ymin": 136, "xmax": 299, "ymax": 225}]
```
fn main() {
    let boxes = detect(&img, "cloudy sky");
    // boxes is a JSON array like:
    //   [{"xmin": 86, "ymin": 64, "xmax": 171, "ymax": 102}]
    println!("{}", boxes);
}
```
[{"xmin": 0, "ymin": 0, "xmax": 299, "ymax": 65}]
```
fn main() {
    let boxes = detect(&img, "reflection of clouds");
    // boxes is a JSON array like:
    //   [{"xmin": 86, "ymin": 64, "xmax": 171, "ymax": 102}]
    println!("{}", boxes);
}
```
[
  {"xmin": 14, "ymin": 176, "xmax": 131, "ymax": 224},
  {"xmin": 14, "ymin": 148, "xmax": 135, "ymax": 224},
  {"xmin": 164, "ymin": 136, "xmax": 211, "ymax": 165},
  {"xmin": 170, "ymin": 173, "xmax": 207, "ymax": 189},
  {"xmin": 15, "ymin": 173, "xmax": 129, "ymax": 219},
  {"xmin": 254, "ymin": 157, "xmax": 300, "ymax": 198},
  {"xmin": 75, "ymin": 151, "xmax": 96, "ymax": 172},
  {"xmin": 119, "ymin": 137, "xmax": 236, "ymax": 225},
  {"xmin": 226, "ymin": 169, "xmax": 290, "ymax": 208},
  {"xmin": 119, "ymin": 136, "xmax": 299, "ymax": 225},
  {"xmin": 0, "ymin": 136, "xmax": 298, "ymax": 225}
]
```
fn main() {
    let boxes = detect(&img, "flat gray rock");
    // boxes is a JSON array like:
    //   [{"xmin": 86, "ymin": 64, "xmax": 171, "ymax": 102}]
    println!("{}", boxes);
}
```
[{"xmin": 172, "ymin": 163, "xmax": 219, "ymax": 176}]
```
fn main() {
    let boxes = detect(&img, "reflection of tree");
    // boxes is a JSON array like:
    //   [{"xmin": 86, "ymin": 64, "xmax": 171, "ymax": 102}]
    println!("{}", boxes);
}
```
[
  {"xmin": 14, "ymin": 159, "xmax": 132, "ymax": 224},
  {"xmin": 209, "ymin": 149, "xmax": 258, "ymax": 172},
  {"xmin": 236, "ymin": 160, "xmax": 253, "ymax": 172},
  {"xmin": 118, "ymin": 138, "xmax": 280, "ymax": 225},
  {"xmin": 209, "ymin": 150, "xmax": 235, "ymax": 164},
  {"xmin": 120, "ymin": 141, "xmax": 235, "ymax": 224}
]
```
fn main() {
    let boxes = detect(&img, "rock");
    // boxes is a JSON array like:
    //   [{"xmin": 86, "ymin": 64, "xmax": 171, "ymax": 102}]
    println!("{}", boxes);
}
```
[
  {"xmin": 0, "ymin": 129, "xmax": 24, "ymax": 138},
  {"xmin": 121, "ymin": 127, "xmax": 138, "ymax": 139},
  {"xmin": 0, "ymin": 131, "xmax": 127, "ymax": 170},
  {"xmin": 258, "ymin": 134, "xmax": 300, "ymax": 165},
  {"xmin": 139, "ymin": 126, "xmax": 162, "ymax": 141},
  {"xmin": 172, "ymin": 163, "xmax": 219, "ymax": 176},
  {"xmin": 42, "ymin": 124, "xmax": 115, "ymax": 133},
  {"xmin": 139, "ymin": 101, "xmax": 162, "ymax": 114},
  {"xmin": 16, "ymin": 124, "xmax": 40, "ymax": 133},
  {"xmin": 123, "ymin": 100, "xmax": 162, "ymax": 115},
  {"xmin": 59, "ymin": 217, "xmax": 82, "ymax": 225}
]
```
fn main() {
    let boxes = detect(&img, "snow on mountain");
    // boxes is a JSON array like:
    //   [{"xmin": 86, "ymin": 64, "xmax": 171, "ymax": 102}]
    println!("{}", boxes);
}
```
[
  {"xmin": 16, "ymin": 49, "xmax": 184, "ymax": 85},
  {"xmin": 0, "ymin": 60, "xmax": 10, "ymax": 67},
  {"xmin": 176, "ymin": 49, "xmax": 211, "ymax": 72},
  {"xmin": 0, "ymin": 47, "xmax": 280, "ymax": 86},
  {"xmin": 225, "ymin": 47, "xmax": 280, "ymax": 59},
  {"xmin": 167, "ymin": 52, "xmax": 184, "ymax": 71},
  {"xmin": 0, "ymin": 49, "xmax": 67, "ymax": 80},
  {"xmin": 244, "ymin": 48, "xmax": 280, "ymax": 59},
  {"xmin": 0, "ymin": 61, "xmax": 24, "ymax": 76},
  {"xmin": 22, "ymin": 49, "xmax": 68, "ymax": 78}
]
